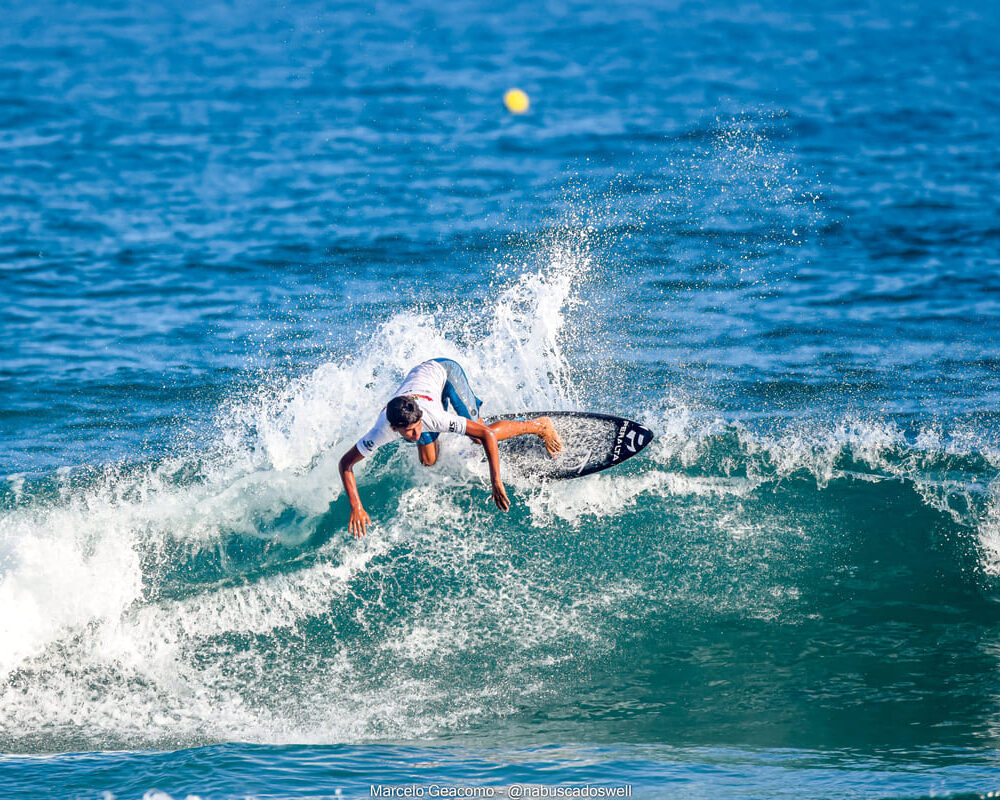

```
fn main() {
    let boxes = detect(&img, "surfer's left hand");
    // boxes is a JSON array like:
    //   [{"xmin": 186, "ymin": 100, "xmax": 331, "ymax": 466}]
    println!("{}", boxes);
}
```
[{"xmin": 492, "ymin": 481, "xmax": 510, "ymax": 512}]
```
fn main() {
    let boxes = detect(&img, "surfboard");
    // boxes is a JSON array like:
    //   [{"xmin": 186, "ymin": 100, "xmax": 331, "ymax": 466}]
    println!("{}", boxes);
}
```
[{"xmin": 485, "ymin": 412, "xmax": 654, "ymax": 480}]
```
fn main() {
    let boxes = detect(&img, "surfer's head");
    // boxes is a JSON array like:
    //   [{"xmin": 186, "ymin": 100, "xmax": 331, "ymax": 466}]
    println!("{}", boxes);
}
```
[{"xmin": 387, "ymin": 396, "xmax": 423, "ymax": 441}]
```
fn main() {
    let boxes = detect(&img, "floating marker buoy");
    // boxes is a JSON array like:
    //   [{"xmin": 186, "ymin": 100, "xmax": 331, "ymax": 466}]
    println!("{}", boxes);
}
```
[{"xmin": 503, "ymin": 88, "xmax": 530, "ymax": 114}]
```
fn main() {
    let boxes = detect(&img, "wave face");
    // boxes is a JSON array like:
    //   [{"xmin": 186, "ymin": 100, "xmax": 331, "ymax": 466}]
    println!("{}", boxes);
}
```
[{"xmin": 3, "ymin": 248, "xmax": 999, "ymax": 756}]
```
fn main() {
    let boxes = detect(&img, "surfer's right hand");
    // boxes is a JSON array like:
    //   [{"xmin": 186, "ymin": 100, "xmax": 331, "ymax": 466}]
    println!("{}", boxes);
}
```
[
  {"xmin": 492, "ymin": 481, "xmax": 510, "ymax": 512},
  {"xmin": 350, "ymin": 506, "xmax": 371, "ymax": 538}
]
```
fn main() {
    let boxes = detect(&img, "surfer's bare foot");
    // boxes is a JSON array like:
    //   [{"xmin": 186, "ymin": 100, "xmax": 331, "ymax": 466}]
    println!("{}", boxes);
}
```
[{"xmin": 536, "ymin": 417, "xmax": 563, "ymax": 457}]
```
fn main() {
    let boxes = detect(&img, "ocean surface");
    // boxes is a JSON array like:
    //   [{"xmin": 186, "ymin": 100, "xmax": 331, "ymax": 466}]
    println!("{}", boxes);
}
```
[{"xmin": 2, "ymin": 0, "xmax": 999, "ymax": 797}]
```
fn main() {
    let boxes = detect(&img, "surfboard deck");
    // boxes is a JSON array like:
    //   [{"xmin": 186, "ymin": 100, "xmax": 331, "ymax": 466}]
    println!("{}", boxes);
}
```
[{"xmin": 485, "ymin": 412, "xmax": 654, "ymax": 480}]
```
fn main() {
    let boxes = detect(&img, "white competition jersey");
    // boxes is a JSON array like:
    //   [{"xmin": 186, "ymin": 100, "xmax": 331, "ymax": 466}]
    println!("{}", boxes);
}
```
[{"xmin": 355, "ymin": 360, "xmax": 469, "ymax": 457}]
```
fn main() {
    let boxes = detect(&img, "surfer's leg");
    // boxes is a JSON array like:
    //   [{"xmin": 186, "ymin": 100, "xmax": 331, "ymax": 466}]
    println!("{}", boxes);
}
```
[
  {"xmin": 428, "ymin": 360, "xmax": 562, "ymax": 457},
  {"xmin": 416, "ymin": 430, "xmax": 440, "ymax": 466},
  {"xmin": 434, "ymin": 358, "xmax": 482, "ymax": 420},
  {"xmin": 417, "ymin": 439, "xmax": 439, "ymax": 466},
  {"xmin": 489, "ymin": 417, "xmax": 563, "ymax": 457}
]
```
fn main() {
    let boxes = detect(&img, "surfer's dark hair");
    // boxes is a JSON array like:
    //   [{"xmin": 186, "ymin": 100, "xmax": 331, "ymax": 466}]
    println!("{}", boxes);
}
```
[{"xmin": 387, "ymin": 396, "xmax": 422, "ymax": 428}]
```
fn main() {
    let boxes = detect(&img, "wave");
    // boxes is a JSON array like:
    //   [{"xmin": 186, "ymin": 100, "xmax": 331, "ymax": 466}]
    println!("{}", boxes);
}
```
[{"xmin": 2, "ymin": 237, "xmax": 998, "ymax": 752}]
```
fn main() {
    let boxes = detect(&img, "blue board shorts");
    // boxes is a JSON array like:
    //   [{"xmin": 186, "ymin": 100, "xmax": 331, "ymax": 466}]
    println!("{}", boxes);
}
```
[{"xmin": 417, "ymin": 358, "xmax": 483, "ymax": 446}]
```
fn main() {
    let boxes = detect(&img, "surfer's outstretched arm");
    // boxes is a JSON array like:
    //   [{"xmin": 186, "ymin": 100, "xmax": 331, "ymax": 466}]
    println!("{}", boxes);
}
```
[
  {"xmin": 338, "ymin": 446, "xmax": 371, "ymax": 537},
  {"xmin": 464, "ymin": 420, "xmax": 510, "ymax": 511}
]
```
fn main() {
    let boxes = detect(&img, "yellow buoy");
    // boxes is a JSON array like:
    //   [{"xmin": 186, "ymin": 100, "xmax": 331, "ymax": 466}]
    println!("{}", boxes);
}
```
[{"xmin": 503, "ymin": 88, "xmax": 530, "ymax": 114}]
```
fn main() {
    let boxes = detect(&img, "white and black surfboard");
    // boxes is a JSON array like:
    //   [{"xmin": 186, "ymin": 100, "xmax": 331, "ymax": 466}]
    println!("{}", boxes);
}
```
[{"xmin": 486, "ymin": 412, "xmax": 654, "ymax": 480}]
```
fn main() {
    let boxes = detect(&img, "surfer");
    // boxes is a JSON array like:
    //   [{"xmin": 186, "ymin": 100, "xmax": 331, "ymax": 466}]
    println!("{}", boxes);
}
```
[{"xmin": 339, "ymin": 358, "xmax": 562, "ymax": 537}]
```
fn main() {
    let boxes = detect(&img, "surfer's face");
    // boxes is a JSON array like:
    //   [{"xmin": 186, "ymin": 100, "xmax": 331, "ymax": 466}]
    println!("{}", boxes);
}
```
[{"xmin": 393, "ymin": 420, "xmax": 423, "ymax": 442}]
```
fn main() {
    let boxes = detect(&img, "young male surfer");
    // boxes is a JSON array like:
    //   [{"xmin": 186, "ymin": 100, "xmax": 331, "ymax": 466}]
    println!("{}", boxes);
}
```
[{"xmin": 338, "ymin": 358, "xmax": 562, "ymax": 537}]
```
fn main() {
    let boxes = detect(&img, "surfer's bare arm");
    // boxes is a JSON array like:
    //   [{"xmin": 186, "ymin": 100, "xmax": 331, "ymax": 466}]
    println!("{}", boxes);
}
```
[
  {"xmin": 338, "ymin": 446, "xmax": 371, "ymax": 537},
  {"xmin": 464, "ymin": 419, "xmax": 510, "ymax": 511}
]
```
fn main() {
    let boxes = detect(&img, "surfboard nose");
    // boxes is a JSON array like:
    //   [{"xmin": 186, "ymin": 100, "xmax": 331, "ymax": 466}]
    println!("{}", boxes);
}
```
[{"xmin": 487, "ymin": 412, "xmax": 654, "ymax": 480}]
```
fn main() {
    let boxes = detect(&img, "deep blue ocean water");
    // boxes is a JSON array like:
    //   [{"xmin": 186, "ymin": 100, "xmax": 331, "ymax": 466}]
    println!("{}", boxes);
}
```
[{"xmin": 2, "ymin": 0, "xmax": 1000, "ymax": 797}]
